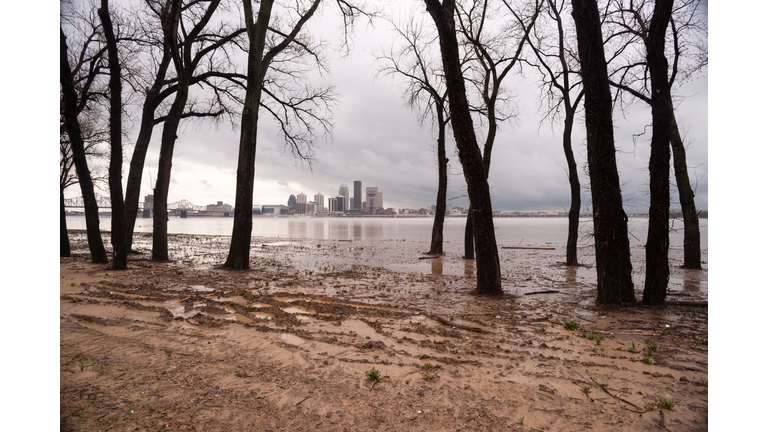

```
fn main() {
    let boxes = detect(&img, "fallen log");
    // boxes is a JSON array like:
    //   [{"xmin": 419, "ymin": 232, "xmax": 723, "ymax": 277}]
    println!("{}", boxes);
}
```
[
  {"xmin": 432, "ymin": 315, "xmax": 490, "ymax": 333},
  {"xmin": 501, "ymin": 246, "xmax": 556, "ymax": 250},
  {"xmin": 524, "ymin": 290, "xmax": 560, "ymax": 295}
]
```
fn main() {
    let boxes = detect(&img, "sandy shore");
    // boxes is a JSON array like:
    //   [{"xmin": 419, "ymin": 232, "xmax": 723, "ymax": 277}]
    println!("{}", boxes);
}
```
[{"xmin": 60, "ymin": 231, "xmax": 708, "ymax": 431}]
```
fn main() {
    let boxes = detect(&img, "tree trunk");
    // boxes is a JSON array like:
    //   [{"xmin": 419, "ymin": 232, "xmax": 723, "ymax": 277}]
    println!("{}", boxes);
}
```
[
  {"xmin": 570, "ymin": 0, "xmax": 634, "ymax": 305},
  {"xmin": 563, "ymin": 109, "xmax": 581, "ymax": 266},
  {"xmin": 425, "ymin": 0, "xmax": 502, "ymax": 295},
  {"xmin": 60, "ymin": 28, "xmax": 108, "ymax": 264},
  {"xmin": 642, "ymin": 0, "xmax": 673, "ymax": 306},
  {"xmin": 152, "ymin": 82, "xmax": 189, "ymax": 261},
  {"xmin": 61, "ymin": 185, "xmax": 71, "ymax": 257},
  {"xmin": 224, "ymin": 0, "xmax": 275, "ymax": 270},
  {"xmin": 428, "ymin": 120, "xmax": 448, "ymax": 255},
  {"xmin": 670, "ymin": 113, "xmax": 702, "ymax": 269},
  {"xmin": 124, "ymin": 2, "xmax": 177, "ymax": 252},
  {"xmin": 463, "ymin": 208, "xmax": 474, "ymax": 259},
  {"xmin": 99, "ymin": 0, "xmax": 128, "ymax": 270}
]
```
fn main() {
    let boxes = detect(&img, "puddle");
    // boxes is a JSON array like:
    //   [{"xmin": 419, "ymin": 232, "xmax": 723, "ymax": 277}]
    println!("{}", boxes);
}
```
[
  {"xmin": 188, "ymin": 285, "xmax": 214, "ymax": 292},
  {"xmin": 282, "ymin": 307, "xmax": 309, "ymax": 314},
  {"xmin": 280, "ymin": 333, "xmax": 306, "ymax": 346}
]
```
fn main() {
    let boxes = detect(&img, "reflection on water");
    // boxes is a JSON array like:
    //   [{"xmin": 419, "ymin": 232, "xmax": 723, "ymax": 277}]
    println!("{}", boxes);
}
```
[
  {"xmin": 565, "ymin": 265, "xmax": 577, "ymax": 286},
  {"xmin": 431, "ymin": 259, "xmax": 443, "ymax": 275},
  {"xmin": 683, "ymin": 268, "xmax": 703, "ymax": 293},
  {"xmin": 464, "ymin": 259, "xmax": 475, "ymax": 278},
  {"xmin": 352, "ymin": 223, "xmax": 362, "ymax": 241},
  {"xmin": 66, "ymin": 215, "xmax": 707, "ymax": 249}
]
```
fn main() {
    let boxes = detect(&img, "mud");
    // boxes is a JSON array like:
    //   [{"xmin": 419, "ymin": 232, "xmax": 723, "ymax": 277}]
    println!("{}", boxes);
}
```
[{"xmin": 60, "ymin": 231, "xmax": 708, "ymax": 431}]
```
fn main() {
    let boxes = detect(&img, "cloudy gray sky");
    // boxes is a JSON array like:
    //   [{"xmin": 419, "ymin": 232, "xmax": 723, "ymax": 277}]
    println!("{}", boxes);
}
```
[{"xmin": 62, "ymin": 0, "xmax": 708, "ymax": 213}]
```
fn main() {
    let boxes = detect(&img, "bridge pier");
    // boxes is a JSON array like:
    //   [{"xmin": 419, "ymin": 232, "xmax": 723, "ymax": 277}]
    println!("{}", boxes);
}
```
[
  {"xmin": 180, "ymin": 210, "xmax": 187, "ymax": 218},
  {"xmin": 142, "ymin": 209, "xmax": 151, "ymax": 218}
]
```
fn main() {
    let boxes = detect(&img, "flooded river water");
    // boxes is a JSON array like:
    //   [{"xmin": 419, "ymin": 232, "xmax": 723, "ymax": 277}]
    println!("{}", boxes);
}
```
[{"xmin": 66, "ymin": 215, "xmax": 707, "ymax": 249}]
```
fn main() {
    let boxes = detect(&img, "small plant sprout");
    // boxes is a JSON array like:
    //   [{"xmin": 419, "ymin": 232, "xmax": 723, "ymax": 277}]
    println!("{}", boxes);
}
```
[
  {"xmin": 564, "ymin": 319, "xmax": 580, "ymax": 330},
  {"xmin": 492, "ymin": 312, "xmax": 498, "ymax": 318},
  {"xmin": 643, "ymin": 355, "xmax": 653, "ymax": 364},
  {"xmin": 518, "ymin": 416, "xmax": 524, "ymax": 426},
  {"xmin": 586, "ymin": 332, "xmax": 604, "ymax": 344},
  {"xmin": 422, "ymin": 363, "xmax": 433, "ymax": 370},
  {"xmin": 629, "ymin": 341, "xmax": 639, "ymax": 353},
  {"xmin": 366, "ymin": 367, "xmax": 382, "ymax": 382},
  {"xmin": 323, "ymin": 360, "xmax": 329, "ymax": 365},
  {"xmin": 581, "ymin": 386, "xmax": 591, "ymax": 395},
  {"xmin": 648, "ymin": 341, "xmax": 659, "ymax": 353},
  {"xmin": 701, "ymin": 338, "xmax": 708, "ymax": 345},
  {"xmin": 699, "ymin": 375, "xmax": 708, "ymax": 385},
  {"xmin": 659, "ymin": 398, "xmax": 675, "ymax": 410}
]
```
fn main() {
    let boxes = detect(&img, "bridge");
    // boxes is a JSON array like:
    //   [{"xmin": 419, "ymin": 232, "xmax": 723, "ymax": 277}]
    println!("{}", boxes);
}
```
[{"xmin": 63, "ymin": 195, "xmax": 207, "ymax": 211}]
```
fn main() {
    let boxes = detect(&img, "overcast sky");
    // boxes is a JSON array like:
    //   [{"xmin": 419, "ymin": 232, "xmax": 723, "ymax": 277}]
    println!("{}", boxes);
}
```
[{"xmin": 60, "ymin": 0, "xmax": 708, "ymax": 213}]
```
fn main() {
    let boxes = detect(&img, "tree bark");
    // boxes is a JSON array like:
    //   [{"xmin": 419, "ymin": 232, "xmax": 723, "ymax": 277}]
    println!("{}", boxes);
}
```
[
  {"xmin": 642, "ymin": 0, "xmax": 673, "ymax": 306},
  {"xmin": 570, "ymin": 0, "xmax": 634, "ymax": 305},
  {"xmin": 60, "ymin": 28, "xmax": 108, "ymax": 264},
  {"xmin": 563, "ymin": 109, "xmax": 581, "ymax": 266},
  {"xmin": 464, "ymin": 207, "xmax": 474, "ymax": 259},
  {"xmin": 670, "ymin": 113, "xmax": 701, "ymax": 269},
  {"xmin": 424, "ymin": 0, "xmax": 502, "ymax": 295},
  {"xmin": 61, "ymin": 185, "xmax": 71, "ymax": 257},
  {"xmin": 99, "ymin": 0, "xmax": 128, "ymax": 270},
  {"xmin": 224, "ymin": 0, "xmax": 275, "ymax": 270},
  {"xmin": 152, "ymin": 80, "xmax": 188, "ymax": 261},
  {"xmin": 428, "ymin": 114, "xmax": 448, "ymax": 255}
]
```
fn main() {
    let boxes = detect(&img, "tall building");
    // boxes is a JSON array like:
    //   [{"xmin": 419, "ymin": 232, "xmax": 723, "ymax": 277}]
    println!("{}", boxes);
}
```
[
  {"xmin": 353, "ymin": 180, "xmax": 362, "ymax": 212},
  {"xmin": 365, "ymin": 187, "xmax": 383, "ymax": 214},
  {"xmin": 288, "ymin": 194, "xmax": 296, "ymax": 209},
  {"xmin": 295, "ymin": 193, "xmax": 307, "ymax": 214},
  {"xmin": 314, "ymin": 193, "xmax": 324, "ymax": 211},
  {"xmin": 338, "ymin": 184, "xmax": 349, "ymax": 212}
]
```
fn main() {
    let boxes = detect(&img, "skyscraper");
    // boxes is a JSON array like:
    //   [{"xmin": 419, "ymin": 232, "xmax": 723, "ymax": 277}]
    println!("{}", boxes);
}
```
[
  {"xmin": 288, "ymin": 194, "xmax": 296, "ymax": 209},
  {"xmin": 338, "ymin": 184, "xmax": 349, "ymax": 212},
  {"xmin": 314, "ymin": 193, "xmax": 324, "ymax": 212},
  {"xmin": 366, "ymin": 187, "xmax": 383, "ymax": 214},
  {"xmin": 353, "ymin": 180, "xmax": 362, "ymax": 212}
]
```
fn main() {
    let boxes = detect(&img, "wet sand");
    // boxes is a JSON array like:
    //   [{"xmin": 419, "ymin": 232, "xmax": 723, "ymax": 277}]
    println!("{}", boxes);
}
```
[{"xmin": 60, "ymin": 231, "xmax": 708, "ymax": 431}]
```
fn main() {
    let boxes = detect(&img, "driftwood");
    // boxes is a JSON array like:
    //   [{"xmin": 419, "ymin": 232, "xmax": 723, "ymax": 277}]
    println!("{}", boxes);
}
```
[
  {"xmin": 501, "ymin": 246, "xmax": 556, "ymax": 250},
  {"xmin": 524, "ymin": 290, "xmax": 560, "ymax": 295},
  {"xmin": 432, "ymin": 315, "xmax": 490, "ymax": 333},
  {"xmin": 418, "ymin": 256, "xmax": 440, "ymax": 260}
]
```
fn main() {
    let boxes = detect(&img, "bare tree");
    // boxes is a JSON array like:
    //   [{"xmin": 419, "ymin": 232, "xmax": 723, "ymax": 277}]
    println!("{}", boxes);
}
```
[
  {"xmin": 424, "ymin": 0, "xmax": 502, "ymax": 295},
  {"xmin": 152, "ymin": 0, "xmax": 246, "ymax": 261},
  {"xmin": 376, "ymin": 17, "xmax": 451, "ymax": 256},
  {"xmin": 225, "ymin": 0, "xmax": 352, "ymax": 269},
  {"xmin": 457, "ymin": 0, "xmax": 541, "ymax": 260},
  {"xmin": 98, "ymin": 0, "xmax": 129, "ymax": 270},
  {"xmin": 522, "ymin": 0, "xmax": 584, "ymax": 265},
  {"xmin": 61, "ymin": 27, "xmax": 109, "ymax": 264},
  {"xmin": 605, "ymin": 0, "xmax": 707, "ymax": 271},
  {"xmin": 570, "ymin": 0, "xmax": 634, "ymax": 305},
  {"xmin": 60, "ymin": 114, "xmax": 109, "ymax": 257}
]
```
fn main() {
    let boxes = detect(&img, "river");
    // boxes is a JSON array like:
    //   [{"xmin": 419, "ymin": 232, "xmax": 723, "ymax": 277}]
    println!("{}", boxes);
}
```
[{"xmin": 65, "ymin": 215, "xmax": 707, "ymax": 249}]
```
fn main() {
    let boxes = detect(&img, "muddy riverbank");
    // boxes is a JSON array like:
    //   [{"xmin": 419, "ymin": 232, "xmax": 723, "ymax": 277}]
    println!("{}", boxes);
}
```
[{"xmin": 59, "ymin": 231, "xmax": 708, "ymax": 431}]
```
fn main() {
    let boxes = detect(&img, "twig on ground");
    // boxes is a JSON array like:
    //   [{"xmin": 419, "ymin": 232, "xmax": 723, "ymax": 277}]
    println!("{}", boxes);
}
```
[{"xmin": 589, "ymin": 377, "xmax": 645, "ymax": 413}]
